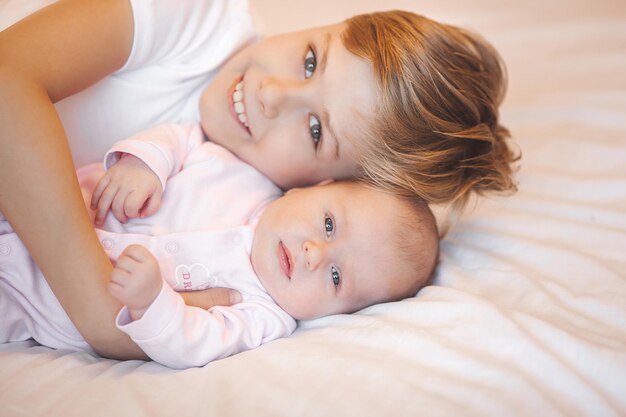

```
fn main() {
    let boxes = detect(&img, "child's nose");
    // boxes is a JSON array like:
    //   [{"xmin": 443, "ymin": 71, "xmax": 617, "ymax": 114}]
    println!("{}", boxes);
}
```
[
  {"xmin": 302, "ymin": 240, "xmax": 328, "ymax": 271},
  {"xmin": 257, "ymin": 77, "xmax": 310, "ymax": 118}
]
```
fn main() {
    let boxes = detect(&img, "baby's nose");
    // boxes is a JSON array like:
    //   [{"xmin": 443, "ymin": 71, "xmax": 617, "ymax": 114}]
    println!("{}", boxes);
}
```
[{"xmin": 302, "ymin": 240, "xmax": 327, "ymax": 271}]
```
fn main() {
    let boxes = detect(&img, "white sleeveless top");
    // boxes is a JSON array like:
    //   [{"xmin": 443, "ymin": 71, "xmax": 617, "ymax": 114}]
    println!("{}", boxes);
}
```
[{"xmin": 50, "ymin": 0, "xmax": 256, "ymax": 166}]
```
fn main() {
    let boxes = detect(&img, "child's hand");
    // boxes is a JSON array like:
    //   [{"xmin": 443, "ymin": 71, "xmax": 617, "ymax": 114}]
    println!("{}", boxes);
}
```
[
  {"xmin": 91, "ymin": 154, "xmax": 163, "ymax": 225},
  {"xmin": 180, "ymin": 288, "xmax": 242, "ymax": 310},
  {"xmin": 108, "ymin": 244, "xmax": 163, "ymax": 321}
]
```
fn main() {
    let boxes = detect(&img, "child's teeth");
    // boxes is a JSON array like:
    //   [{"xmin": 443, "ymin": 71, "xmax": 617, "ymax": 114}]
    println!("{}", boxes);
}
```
[{"xmin": 233, "ymin": 80, "xmax": 249, "ymax": 129}]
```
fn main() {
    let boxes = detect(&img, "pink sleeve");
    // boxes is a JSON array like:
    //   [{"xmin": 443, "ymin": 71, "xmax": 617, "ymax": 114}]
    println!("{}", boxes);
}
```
[
  {"xmin": 115, "ymin": 284, "xmax": 296, "ymax": 369},
  {"xmin": 103, "ymin": 123, "xmax": 205, "ymax": 191}
]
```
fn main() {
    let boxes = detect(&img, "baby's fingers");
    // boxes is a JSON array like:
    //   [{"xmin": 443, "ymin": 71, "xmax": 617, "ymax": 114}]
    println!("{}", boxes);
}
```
[
  {"xmin": 110, "ymin": 266, "xmax": 130, "ymax": 287},
  {"xmin": 107, "ymin": 280, "xmax": 133, "ymax": 306},
  {"xmin": 124, "ymin": 190, "xmax": 150, "ymax": 219},
  {"xmin": 114, "ymin": 254, "xmax": 140, "ymax": 275},
  {"xmin": 91, "ymin": 176, "xmax": 110, "ymax": 210},
  {"xmin": 141, "ymin": 188, "xmax": 163, "ymax": 218},
  {"xmin": 122, "ymin": 244, "xmax": 152, "ymax": 262},
  {"xmin": 94, "ymin": 183, "xmax": 120, "ymax": 226},
  {"xmin": 111, "ymin": 189, "xmax": 130, "ymax": 223},
  {"xmin": 110, "ymin": 261, "xmax": 144, "ymax": 305}
]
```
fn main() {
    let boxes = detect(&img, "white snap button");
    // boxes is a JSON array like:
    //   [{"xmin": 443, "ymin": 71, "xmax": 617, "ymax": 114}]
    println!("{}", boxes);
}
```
[
  {"xmin": 0, "ymin": 243, "xmax": 10, "ymax": 256},
  {"xmin": 166, "ymin": 241, "xmax": 179, "ymax": 253},
  {"xmin": 101, "ymin": 238, "xmax": 114, "ymax": 249}
]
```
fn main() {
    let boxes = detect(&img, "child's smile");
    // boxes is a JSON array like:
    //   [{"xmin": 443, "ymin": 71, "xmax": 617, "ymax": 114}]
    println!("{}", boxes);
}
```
[
  {"xmin": 199, "ymin": 23, "xmax": 374, "ymax": 190},
  {"xmin": 228, "ymin": 76, "xmax": 251, "ymax": 135}
]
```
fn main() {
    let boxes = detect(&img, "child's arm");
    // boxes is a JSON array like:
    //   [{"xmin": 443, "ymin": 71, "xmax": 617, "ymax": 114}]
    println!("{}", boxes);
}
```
[{"xmin": 0, "ymin": 0, "xmax": 148, "ymax": 360}]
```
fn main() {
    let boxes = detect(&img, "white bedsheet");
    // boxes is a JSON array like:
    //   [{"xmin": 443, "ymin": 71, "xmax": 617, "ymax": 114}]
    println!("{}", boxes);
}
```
[{"xmin": 1, "ymin": 0, "xmax": 625, "ymax": 416}]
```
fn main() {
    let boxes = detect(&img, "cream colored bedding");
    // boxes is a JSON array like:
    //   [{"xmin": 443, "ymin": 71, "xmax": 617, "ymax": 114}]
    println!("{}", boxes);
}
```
[{"xmin": 1, "ymin": 0, "xmax": 625, "ymax": 416}]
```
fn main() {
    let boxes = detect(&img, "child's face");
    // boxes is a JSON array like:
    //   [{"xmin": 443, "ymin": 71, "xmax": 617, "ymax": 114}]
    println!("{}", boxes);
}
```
[
  {"xmin": 251, "ymin": 182, "xmax": 417, "ymax": 320},
  {"xmin": 199, "ymin": 23, "xmax": 377, "ymax": 190}
]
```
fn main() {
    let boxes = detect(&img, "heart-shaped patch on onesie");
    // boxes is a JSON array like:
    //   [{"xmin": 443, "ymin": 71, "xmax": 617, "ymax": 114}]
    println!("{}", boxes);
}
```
[{"xmin": 174, "ymin": 263, "xmax": 216, "ymax": 291}]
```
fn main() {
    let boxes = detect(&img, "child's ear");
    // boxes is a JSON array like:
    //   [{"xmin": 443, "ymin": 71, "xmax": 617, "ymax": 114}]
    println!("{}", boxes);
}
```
[{"xmin": 285, "ymin": 179, "xmax": 334, "ymax": 196}]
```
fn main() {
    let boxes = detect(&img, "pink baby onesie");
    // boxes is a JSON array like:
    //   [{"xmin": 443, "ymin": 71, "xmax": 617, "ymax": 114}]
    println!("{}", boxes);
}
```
[{"xmin": 0, "ymin": 123, "xmax": 296, "ymax": 368}]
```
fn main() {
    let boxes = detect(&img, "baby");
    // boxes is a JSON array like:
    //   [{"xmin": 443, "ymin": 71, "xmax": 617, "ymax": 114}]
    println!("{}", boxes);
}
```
[{"xmin": 0, "ymin": 123, "xmax": 438, "ymax": 369}]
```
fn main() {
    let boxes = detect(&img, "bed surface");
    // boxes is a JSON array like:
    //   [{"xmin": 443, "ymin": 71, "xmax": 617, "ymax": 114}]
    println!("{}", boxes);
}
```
[{"xmin": 1, "ymin": 0, "xmax": 625, "ymax": 416}]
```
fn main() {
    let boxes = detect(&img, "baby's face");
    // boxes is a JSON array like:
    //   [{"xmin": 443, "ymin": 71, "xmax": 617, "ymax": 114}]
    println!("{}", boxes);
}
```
[
  {"xmin": 198, "ymin": 22, "xmax": 377, "ymax": 190},
  {"xmin": 251, "ymin": 182, "xmax": 418, "ymax": 320}
]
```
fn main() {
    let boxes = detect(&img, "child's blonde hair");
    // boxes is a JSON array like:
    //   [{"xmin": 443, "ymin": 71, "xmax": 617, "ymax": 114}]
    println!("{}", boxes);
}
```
[{"xmin": 342, "ymin": 11, "xmax": 519, "ymax": 211}]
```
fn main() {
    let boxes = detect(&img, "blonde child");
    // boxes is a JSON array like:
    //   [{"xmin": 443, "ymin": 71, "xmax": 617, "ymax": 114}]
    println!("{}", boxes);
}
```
[{"xmin": 0, "ymin": 0, "xmax": 514, "ymax": 358}]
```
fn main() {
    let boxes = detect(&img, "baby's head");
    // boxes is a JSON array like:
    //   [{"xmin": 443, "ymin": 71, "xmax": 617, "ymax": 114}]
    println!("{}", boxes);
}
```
[
  {"xmin": 251, "ymin": 180, "xmax": 439, "ymax": 320},
  {"xmin": 200, "ymin": 10, "xmax": 516, "ymax": 208}
]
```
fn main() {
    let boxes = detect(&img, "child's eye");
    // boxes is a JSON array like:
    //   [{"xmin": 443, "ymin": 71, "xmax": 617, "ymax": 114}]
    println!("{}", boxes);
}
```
[
  {"xmin": 304, "ymin": 47, "xmax": 317, "ymax": 78},
  {"xmin": 324, "ymin": 215, "xmax": 334, "ymax": 237},
  {"xmin": 309, "ymin": 114, "xmax": 322, "ymax": 147},
  {"xmin": 331, "ymin": 266, "xmax": 341, "ymax": 287}
]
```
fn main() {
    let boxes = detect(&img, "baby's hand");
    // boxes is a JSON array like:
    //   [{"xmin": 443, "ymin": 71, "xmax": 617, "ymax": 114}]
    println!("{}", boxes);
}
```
[
  {"xmin": 108, "ymin": 244, "xmax": 163, "ymax": 321},
  {"xmin": 91, "ymin": 154, "xmax": 162, "ymax": 225}
]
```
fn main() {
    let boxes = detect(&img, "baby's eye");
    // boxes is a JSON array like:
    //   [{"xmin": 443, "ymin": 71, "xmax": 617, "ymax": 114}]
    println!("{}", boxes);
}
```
[
  {"xmin": 324, "ymin": 215, "xmax": 334, "ymax": 237},
  {"xmin": 331, "ymin": 266, "xmax": 341, "ymax": 287},
  {"xmin": 309, "ymin": 114, "xmax": 322, "ymax": 146},
  {"xmin": 304, "ymin": 47, "xmax": 316, "ymax": 78}
]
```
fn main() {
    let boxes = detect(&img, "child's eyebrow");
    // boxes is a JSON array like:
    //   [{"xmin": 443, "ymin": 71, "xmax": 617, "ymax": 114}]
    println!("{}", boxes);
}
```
[
  {"xmin": 318, "ymin": 32, "xmax": 331, "ymax": 74},
  {"xmin": 318, "ymin": 32, "xmax": 341, "ymax": 160},
  {"xmin": 322, "ymin": 108, "xmax": 340, "ymax": 159}
]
